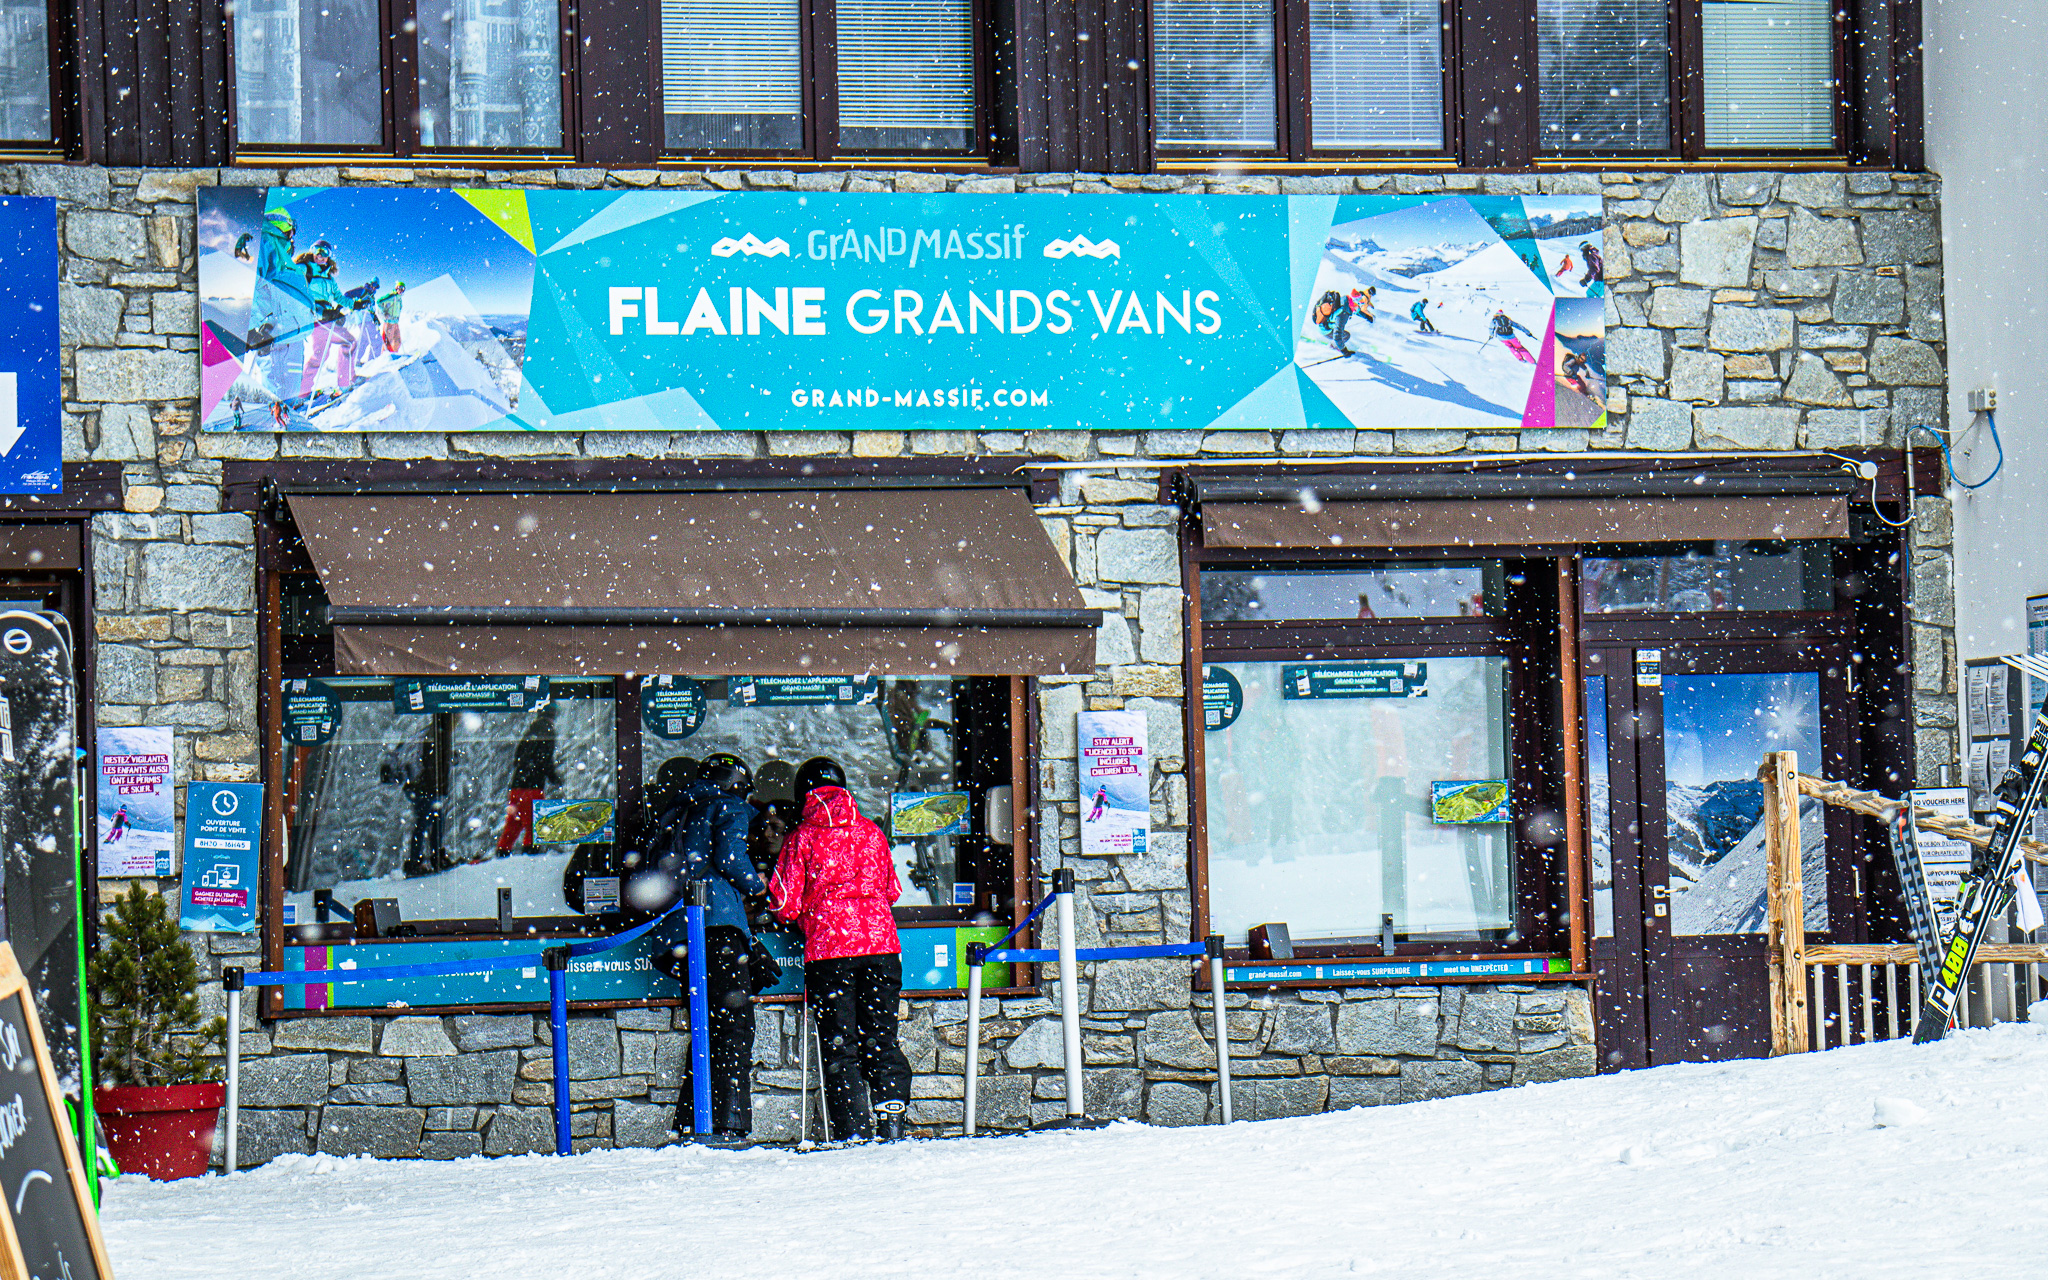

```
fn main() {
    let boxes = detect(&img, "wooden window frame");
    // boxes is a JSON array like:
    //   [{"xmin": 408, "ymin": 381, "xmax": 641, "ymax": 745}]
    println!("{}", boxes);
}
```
[
  {"xmin": 1150, "ymin": 0, "xmax": 1457, "ymax": 164},
  {"xmin": 656, "ymin": 0, "xmax": 996, "ymax": 164},
  {"xmin": 224, "ymin": 0, "xmax": 584, "ymax": 161}
]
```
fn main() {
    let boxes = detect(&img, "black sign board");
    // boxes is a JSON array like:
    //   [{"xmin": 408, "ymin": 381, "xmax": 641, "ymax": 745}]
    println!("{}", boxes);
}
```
[
  {"xmin": 0, "ymin": 942, "xmax": 108, "ymax": 1280},
  {"xmin": 393, "ymin": 676, "xmax": 548, "ymax": 715},
  {"xmin": 728, "ymin": 676, "xmax": 878, "ymax": 708},
  {"xmin": 640, "ymin": 677, "xmax": 706, "ymax": 740},
  {"xmin": 1278, "ymin": 661, "xmax": 1427, "ymax": 701},
  {"xmin": 281, "ymin": 678, "xmax": 340, "ymax": 745}
]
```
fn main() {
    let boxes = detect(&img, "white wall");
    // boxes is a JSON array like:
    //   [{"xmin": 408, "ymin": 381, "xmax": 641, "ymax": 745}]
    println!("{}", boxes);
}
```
[{"xmin": 1927, "ymin": 0, "xmax": 2048, "ymax": 660}]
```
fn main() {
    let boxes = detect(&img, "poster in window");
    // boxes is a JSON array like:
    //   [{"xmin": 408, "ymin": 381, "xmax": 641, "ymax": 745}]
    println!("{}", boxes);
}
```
[
  {"xmin": 180, "ymin": 781, "xmax": 263, "ymax": 933},
  {"xmin": 96, "ymin": 726, "xmax": 174, "ymax": 878},
  {"xmin": 532, "ymin": 799, "xmax": 617, "ymax": 845},
  {"xmin": 282, "ymin": 677, "xmax": 341, "ymax": 744},
  {"xmin": 641, "ymin": 676, "xmax": 707, "ymax": 739},
  {"xmin": 728, "ymin": 676, "xmax": 879, "ymax": 707},
  {"xmin": 891, "ymin": 791, "xmax": 970, "ymax": 837},
  {"xmin": 1430, "ymin": 779, "xmax": 1512, "ymax": 825},
  {"xmin": 1910, "ymin": 788, "xmax": 1973, "ymax": 933},
  {"xmin": 1078, "ymin": 709, "xmax": 1148, "ymax": 856}
]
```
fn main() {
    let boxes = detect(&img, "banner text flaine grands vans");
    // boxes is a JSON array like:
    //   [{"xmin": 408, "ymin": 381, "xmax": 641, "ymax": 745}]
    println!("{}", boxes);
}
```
[{"xmin": 606, "ymin": 285, "xmax": 1226, "ymax": 339}]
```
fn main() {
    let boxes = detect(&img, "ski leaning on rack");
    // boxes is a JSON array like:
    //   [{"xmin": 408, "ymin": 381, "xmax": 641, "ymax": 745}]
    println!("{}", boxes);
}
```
[
  {"xmin": 1913, "ymin": 690, "xmax": 2048, "ymax": 1043},
  {"xmin": 1885, "ymin": 804, "xmax": 1944, "ymax": 977}
]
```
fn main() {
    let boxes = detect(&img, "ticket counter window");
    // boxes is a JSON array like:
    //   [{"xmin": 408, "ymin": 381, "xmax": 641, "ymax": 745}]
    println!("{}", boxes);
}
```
[
  {"xmin": 1203, "ymin": 656, "xmax": 1514, "ymax": 945},
  {"xmin": 1581, "ymin": 540, "xmax": 1834, "ymax": 614},
  {"xmin": 284, "ymin": 678, "xmax": 617, "ymax": 922},
  {"xmin": 1201, "ymin": 563, "xmax": 1500, "ymax": 621}
]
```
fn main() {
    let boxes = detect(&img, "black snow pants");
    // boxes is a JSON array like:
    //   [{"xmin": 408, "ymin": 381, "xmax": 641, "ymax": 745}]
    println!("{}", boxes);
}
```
[
  {"xmin": 807, "ymin": 954, "xmax": 913, "ymax": 1141},
  {"xmin": 673, "ymin": 925, "xmax": 755, "ymax": 1136}
]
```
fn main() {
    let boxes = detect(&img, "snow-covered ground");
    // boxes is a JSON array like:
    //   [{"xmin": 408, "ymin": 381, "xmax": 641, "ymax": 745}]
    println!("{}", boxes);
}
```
[{"xmin": 102, "ymin": 1020, "xmax": 2048, "ymax": 1278}]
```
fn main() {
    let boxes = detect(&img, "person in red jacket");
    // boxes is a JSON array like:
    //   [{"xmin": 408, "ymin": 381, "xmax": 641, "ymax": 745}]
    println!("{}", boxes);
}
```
[{"xmin": 769, "ymin": 757, "xmax": 913, "ymax": 1143}]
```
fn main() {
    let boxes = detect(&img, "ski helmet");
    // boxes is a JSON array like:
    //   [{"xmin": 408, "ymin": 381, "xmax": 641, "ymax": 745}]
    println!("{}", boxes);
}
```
[
  {"xmin": 312, "ymin": 238, "xmax": 333, "ymax": 251},
  {"xmin": 794, "ymin": 756, "xmax": 848, "ymax": 811},
  {"xmin": 698, "ymin": 752, "xmax": 752, "ymax": 796},
  {"xmin": 647, "ymin": 756, "xmax": 698, "ymax": 816},
  {"xmin": 1319, "ymin": 290, "xmax": 1341, "ymax": 309}
]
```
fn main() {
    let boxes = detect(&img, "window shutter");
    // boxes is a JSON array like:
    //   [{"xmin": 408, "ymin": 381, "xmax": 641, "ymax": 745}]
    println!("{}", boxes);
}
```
[
  {"xmin": 836, "ymin": 0, "xmax": 976, "ymax": 151},
  {"xmin": 1154, "ymin": 0, "xmax": 1277, "ymax": 150},
  {"xmin": 0, "ymin": 0, "xmax": 49, "ymax": 142},
  {"xmin": 1537, "ymin": 0, "xmax": 1670, "ymax": 152},
  {"xmin": 661, "ymin": 0, "xmax": 804, "ymax": 150},
  {"xmin": 1702, "ymin": 0, "xmax": 1835, "ymax": 148},
  {"xmin": 1308, "ymin": 0, "xmax": 1442, "ymax": 150}
]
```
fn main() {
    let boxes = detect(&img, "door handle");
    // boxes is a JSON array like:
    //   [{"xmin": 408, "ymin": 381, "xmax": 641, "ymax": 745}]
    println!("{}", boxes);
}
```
[{"xmin": 1649, "ymin": 885, "xmax": 1668, "ymax": 899}]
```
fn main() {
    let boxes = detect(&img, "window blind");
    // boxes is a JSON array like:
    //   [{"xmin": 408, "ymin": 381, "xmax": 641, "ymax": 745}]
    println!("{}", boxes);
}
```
[
  {"xmin": 1154, "ymin": 0, "xmax": 1277, "ymax": 149},
  {"xmin": 1537, "ymin": 0, "xmax": 1669, "ymax": 152},
  {"xmin": 661, "ymin": 0, "xmax": 803, "ymax": 150},
  {"xmin": 1702, "ymin": 0, "xmax": 1834, "ymax": 148},
  {"xmin": 836, "ymin": 0, "xmax": 975, "ymax": 151},
  {"xmin": 0, "ymin": 0, "xmax": 49, "ymax": 143},
  {"xmin": 233, "ymin": 0, "xmax": 382, "ymax": 146},
  {"xmin": 1308, "ymin": 0, "xmax": 1442, "ymax": 150}
]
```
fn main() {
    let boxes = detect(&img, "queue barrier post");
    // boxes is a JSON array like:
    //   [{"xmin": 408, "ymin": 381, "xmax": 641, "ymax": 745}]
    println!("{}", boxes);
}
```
[
  {"xmin": 544, "ymin": 946, "xmax": 572, "ymax": 1156},
  {"xmin": 685, "ymin": 882, "xmax": 712, "ymax": 1136},
  {"xmin": 963, "ymin": 943, "xmax": 985, "ymax": 1137},
  {"xmin": 222, "ymin": 966, "xmax": 243, "ymax": 1173},
  {"xmin": 1053, "ymin": 870, "xmax": 1086, "ymax": 1124},
  {"xmin": 1205, "ymin": 935, "xmax": 1231, "ymax": 1125}
]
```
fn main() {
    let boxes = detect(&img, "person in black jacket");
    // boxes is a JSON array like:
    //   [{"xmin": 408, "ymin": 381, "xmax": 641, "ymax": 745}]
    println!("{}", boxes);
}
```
[{"xmin": 497, "ymin": 701, "xmax": 563, "ymax": 854}]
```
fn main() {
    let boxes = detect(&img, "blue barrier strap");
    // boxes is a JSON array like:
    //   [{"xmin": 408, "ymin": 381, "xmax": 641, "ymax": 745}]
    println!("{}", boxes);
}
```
[
  {"xmin": 981, "ymin": 942, "xmax": 1209, "ymax": 964},
  {"xmin": 989, "ymin": 890, "xmax": 1060, "ymax": 953}
]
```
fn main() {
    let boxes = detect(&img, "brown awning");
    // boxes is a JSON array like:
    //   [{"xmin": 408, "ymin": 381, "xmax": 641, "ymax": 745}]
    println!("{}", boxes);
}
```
[
  {"xmin": 1201, "ymin": 496, "xmax": 1849, "ymax": 549},
  {"xmin": 287, "ymin": 490, "xmax": 1096, "ymax": 677}
]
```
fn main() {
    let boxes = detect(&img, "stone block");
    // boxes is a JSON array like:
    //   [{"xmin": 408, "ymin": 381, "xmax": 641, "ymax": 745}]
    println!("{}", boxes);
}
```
[
  {"xmin": 318, "ymin": 1106, "xmax": 425, "ymax": 1158},
  {"xmin": 22, "ymin": 165, "xmax": 110, "ymax": 204},
  {"xmin": 612, "ymin": 1100, "xmax": 674, "ymax": 1148},
  {"xmin": 191, "ymin": 513, "xmax": 253, "ymax": 545},
  {"xmin": 328, "ymin": 1083, "xmax": 408, "ymax": 1106},
  {"xmin": 1907, "ymin": 266, "xmax": 1944, "ymax": 341},
  {"xmin": 1449, "ymin": 988, "xmax": 1517, "ymax": 1053},
  {"xmin": 1799, "ymin": 325, "xmax": 1868, "ymax": 349},
  {"xmin": 1678, "ymin": 218, "xmax": 1758, "ymax": 286},
  {"xmin": 1626, "ymin": 396, "xmax": 1692, "ymax": 449},
  {"xmin": 1834, "ymin": 273, "xmax": 1905, "ymax": 325},
  {"xmin": 1093, "ymin": 528, "xmax": 1179, "ymax": 584},
  {"xmin": 1083, "ymin": 1068, "xmax": 1144, "ymax": 1119},
  {"xmin": 1777, "ymin": 173, "xmax": 1846, "ymax": 207},
  {"xmin": 139, "ymin": 543, "xmax": 253, "ymax": 612},
  {"xmin": 406, "ymin": 1050, "xmax": 519, "ymax": 1105},
  {"xmin": 1138, "ymin": 588, "xmax": 1182, "ymax": 664},
  {"xmin": 241, "ymin": 1055, "xmax": 330, "ymax": 1107},
  {"xmin": 380, "ymin": 1017, "xmax": 457, "ymax": 1056},
  {"xmin": 1514, "ymin": 1045, "xmax": 1598, "ymax": 1085},
  {"xmin": 1652, "ymin": 174, "xmax": 1712, "ymax": 223},
  {"xmin": 1119, "ymin": 837, "xmax": 1187, "ymax": 892},
  {"xmin": 1666, "ymin": 351, "xmax": 1724, "ymax": 404},
  {"xmin": 233, "ymin": 1108, "xmax": 312, "ymax": 1167},
  {"xmin": 272, "ymin": 1017, "xmax": 374, "ymax": 1053},
  {"xmin": 1089, "ymin": 958, "xmax": 1189, "ymax": 1012},
  {"xmin": 60, "ymin": 283, "xmax": 124, "ymax": 347},
  {"xmin": 1329, "ymin": 1075, "xmax": 1402, "ymax": 1109},
  {"xmin": 1784, "ymin": 356, "xmax": 1853, "ymax": 407},
  {"xmin": 1335, "ymin": 998, "xmax": 1437, "ymax": 1057},
  {"xmin": 75, "ymin": 347, "xmax": 200, "ymax": 402},
  {"xmin": 1786, "ymin": 207, "xmax": 1862, "ymax": 268},
  {"xmin": 557, "ymin": 1019, "xmax": 620, "ymax": 1079},
  {"xmin": 1862, "ymin": 212, "xmax": 1939, "ymax": 266},
  {"xmin": 483, "ymin": 1107, "xmax": 554, "ymax": 1156},
  {"xmin": 66, "ymin": 211, "xmax": 146, "ymax": 263},
  {"xmin": 450, "ymin": 1014, "xmax": 535, "ymax": 1052},
  {"xmin": 423, "ymin": 1106, "xmax": 476, "ymax": 1131},
  {"xmin": 1718, "ymin": 173, "xmax": 1777, "ymax": 207},
  {"xmin": 1268, "ymin": 1004, "xmax": 1338, "ymax": 1055},
  {"xmin": 96, "ymin": 644, "xmax": 154, "ymax": 702},
  {"xmin": 420, "ymin": 1132, "xmax": 484, "ymax": 1160},
  {"xmin": 1401, "ymin": 1058, "xmax": 1484, "ymax": 1102},
  {"xmin": 1707, "ymin": 305, "xmax": 1794, "ymax": 352},
  {"xmin": 1004, "ymin": 1018, "xmax": 1064, "ymax": 1069},
  {"xmin": 1139, "ymin": 1011, "xmax": 1214, "ymax": 1070},
  {"xmin": 1145, "ymin": 1081, "xmax": 1209, "ymax": 1127},
  {"xmin": 1648, "ymin": 287, "xmax": 1709, "ymax": 329},
  {"xmin": 1869, "ymin": 337, "xmax": 1944, "ymax": 386},
  {"xmin": 347, "ymin": 1058, "xmax": 403, "ymax": 1085},
  {"xmin": 1604, "ymin": 327, "xmax": 1665, "ymax": 379},
  {"xmin": 1242, "ymin": 1076, "xmax": 1328, "ymax": 1121},
  {"xmin": 1695, "ymin": 407, "xmax": 1800, "ymax": 451}
]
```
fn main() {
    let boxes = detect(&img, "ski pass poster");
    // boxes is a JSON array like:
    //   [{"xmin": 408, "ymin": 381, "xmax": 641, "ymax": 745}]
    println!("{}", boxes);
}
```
[
  {"xmin": 96, "ymin": 727, "xmax": 174, "ymax": 878},
  {"xmin": 195, "ymin": 189, "xmax": 1602, "ymax": 437},
  {"xmin": 1078, "ymin": 710, "xmax": 1149, "ymax": 856}
]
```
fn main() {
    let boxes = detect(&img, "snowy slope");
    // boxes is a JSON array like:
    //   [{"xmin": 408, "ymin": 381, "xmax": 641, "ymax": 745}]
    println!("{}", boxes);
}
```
[{"xmin": 102, "ymin": 1019, "xmax": 2048, "ymax": 1278}]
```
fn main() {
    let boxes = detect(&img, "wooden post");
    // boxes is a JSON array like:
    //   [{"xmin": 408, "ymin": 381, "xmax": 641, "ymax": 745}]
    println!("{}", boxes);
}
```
[{"xmin": 1761, "ymin": 751, "xmax": 1808, "ymax": 1053}]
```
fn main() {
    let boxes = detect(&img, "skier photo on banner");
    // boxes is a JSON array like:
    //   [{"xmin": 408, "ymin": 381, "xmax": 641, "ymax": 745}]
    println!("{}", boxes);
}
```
[
  {"xmin": 1578, "ymin": 240, "xmax": 1605, "ymax": 295},
  {"xmin": 296, "ymin": 238, "xmax": 359, "ymax": 403},
  {"xmin": 102, "ymin": 804, "xmax": 128, "ymax": 845},
  {"xmin": 1410, "ymin": 297, "xmax": 1437, "ymax": 334},
  {"xmin": 1491, "ymin": 309, "xmax": 1537, "ymax": 364},
  {"xmin": 1312, "ymin": 290, "xmax": 1361, "ymax": 357}
]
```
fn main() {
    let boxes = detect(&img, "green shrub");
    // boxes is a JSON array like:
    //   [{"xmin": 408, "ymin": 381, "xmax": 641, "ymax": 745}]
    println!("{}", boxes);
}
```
[{"xmin": 87, "ymin": 884, "xmax": 225, "ymax": 1088}]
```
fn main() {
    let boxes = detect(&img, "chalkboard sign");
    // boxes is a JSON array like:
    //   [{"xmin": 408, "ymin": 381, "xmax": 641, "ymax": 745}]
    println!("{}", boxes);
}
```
[{"xmin": 0, "ymin": 942, "xmax": 108, "ymax": 1280}]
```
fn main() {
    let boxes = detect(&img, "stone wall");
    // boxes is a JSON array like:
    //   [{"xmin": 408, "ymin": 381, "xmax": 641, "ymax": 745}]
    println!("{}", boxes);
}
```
[{"xmin": 19, "ymin": 160, "xmax": 1949, "ymax": 1162}]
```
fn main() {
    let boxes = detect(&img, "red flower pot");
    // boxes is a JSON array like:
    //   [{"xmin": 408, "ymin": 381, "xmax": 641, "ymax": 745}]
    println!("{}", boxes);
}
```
[{"xmin": 94, "ymin": 1083, "xmax": 225, "ymax": 1181}]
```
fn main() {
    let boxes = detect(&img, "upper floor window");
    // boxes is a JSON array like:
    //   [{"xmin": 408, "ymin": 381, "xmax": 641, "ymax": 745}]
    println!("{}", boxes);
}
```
[
  {"xmin": 661, "ymin": 0, "xmax": 981, "ymax": 157},
  {"xmin": 1153, "ymin": 0, "xmax": 1446, "ymax": 158},
  {"xmin": 0, "ymin": 0, "xmax": 51, "ymax": 145},
  {"xmin": 233, "ymin": 0, "xmax": 566, "ymax": 153}
]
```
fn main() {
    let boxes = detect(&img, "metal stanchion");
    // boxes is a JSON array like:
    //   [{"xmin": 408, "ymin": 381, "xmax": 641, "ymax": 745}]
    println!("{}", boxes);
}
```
[
  {"xmin": 222, "ymin": 967, "xmax": 243, "ymax": 1172},
  {"xmin": 1205, "ymin": 935, "xmax": 1232, "ymax": 1124},
  {"xmin": 685, "ymin": 882, "xmax": 712, "ymax": 1136},
  {"xmin": 796, "ymin": 996, "xmax": 814, "ymax": 1150},
  {"xmin": 1055, "ymin": 869, "xmax": 1085, "ymax": 1124},
  {"xmin": 963, "ymin": 944, "xmax": 985, "ymax": 1136},
  {"xmin": 545, "ymin": 946, "xmax": 571, "ymax": 1156}
]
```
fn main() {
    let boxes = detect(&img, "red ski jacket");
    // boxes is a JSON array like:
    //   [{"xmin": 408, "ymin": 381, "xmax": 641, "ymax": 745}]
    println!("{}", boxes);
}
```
[{"xmin": 769, "ymin": 786, "xmax": 902, "ymax": 962}]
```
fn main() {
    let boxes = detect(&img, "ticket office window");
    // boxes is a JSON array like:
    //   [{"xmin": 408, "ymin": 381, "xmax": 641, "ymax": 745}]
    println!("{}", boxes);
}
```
[{"xmin": 1197, "ymin": 558, "xmax": 1561, "ymax": 957}]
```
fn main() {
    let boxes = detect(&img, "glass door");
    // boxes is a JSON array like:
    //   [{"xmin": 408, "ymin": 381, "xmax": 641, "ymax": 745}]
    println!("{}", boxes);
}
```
[{"xmin": 1587, "ymin": 641, "xmax": 1853, "ymax": 1067}]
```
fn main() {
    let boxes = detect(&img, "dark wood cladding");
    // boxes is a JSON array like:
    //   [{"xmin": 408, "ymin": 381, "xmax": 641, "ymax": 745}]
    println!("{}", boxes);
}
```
[{"xmin": 55, "ymin": 0, "xmax": 1917, "ymax": 171}]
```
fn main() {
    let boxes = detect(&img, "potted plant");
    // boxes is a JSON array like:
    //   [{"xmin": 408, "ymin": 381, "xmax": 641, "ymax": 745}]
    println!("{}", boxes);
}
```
[{"xmin": 88, "ymin": 883, "xmax": 228, "ymax": 1180}]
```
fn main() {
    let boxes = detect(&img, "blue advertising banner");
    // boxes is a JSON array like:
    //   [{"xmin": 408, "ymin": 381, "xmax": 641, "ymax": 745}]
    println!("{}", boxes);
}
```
[
  {"xmin": 0, "ymin": 197, "xmax": 59, "ymax": 493},
  {"xmin": 196, "ymin": 190, "xmax": 1605, "ymax": 436},
  {"xmin": 181, "ymin": 782, "xmax": 263, "ymax": 933}
]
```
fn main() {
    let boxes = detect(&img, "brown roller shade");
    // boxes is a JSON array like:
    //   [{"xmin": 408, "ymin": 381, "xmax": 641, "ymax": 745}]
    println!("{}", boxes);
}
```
[
  {"xmin": 0, "ymin": 524, "xmax": 80, "ymax": 571},
  {"xmin": 1202, "ymin": 496, "xmax": 1850, "ymax": 549},
  {"xmin": 288, "ymin": 490, "xmax": 1095, "ymax": 676}
]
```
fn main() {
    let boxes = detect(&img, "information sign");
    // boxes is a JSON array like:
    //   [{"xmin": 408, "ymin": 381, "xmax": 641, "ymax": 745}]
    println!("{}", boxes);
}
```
[
  {"xmin": 394, "ymin": 676, "xmax": 548, "ymax": 714},
  {"xmin": 181, "ymin": 781, "xmax": 263, "ymax": 933},
  {"xmin": 0, "ymin": 942, "xmax": 110, "ymax": 1280},
  {"xmin": 1279, "ymin": 662, "xmax": 1426, "ymax": 700},
  {"xmin": 281, "ymin": 677, "xmax": 341, "ymax": 744},
  {"xmin": 728, "ymin": 676, "xmax": 878, "ymax": 708},
  {"xmin": 640, "ymin": 676, "xmax": 707, "ymax": 740},
  {"xmin": 1202, "ymin": 666, "xmax": 1242, "ymax": 732}
]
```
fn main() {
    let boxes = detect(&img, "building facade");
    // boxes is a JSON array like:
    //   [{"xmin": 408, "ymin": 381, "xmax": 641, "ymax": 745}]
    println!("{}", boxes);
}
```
[{"xmin": 0, "ymin": 0, "xmax": 1955, "ymax": 1161}]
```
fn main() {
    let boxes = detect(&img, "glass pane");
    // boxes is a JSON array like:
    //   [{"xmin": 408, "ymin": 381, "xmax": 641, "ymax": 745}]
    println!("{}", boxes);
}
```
[
  {"xmin": 0, "ymin": 0, "xmax": 49, "ymax": 143},
  {"xmin": 1308, "ymin": 0, "xmax": 1442, "ymax": 150},
  {"xmin": 417, "ymin": 0, "xmax": 563, "ymax": 149},
  {"xmin": 662, "ymin": 0, "xmax": 803, "ymax": 150},
  {"xmin": 837, "ymin": 0, "xmax": 976, "ymax": 151},
  {"xmin": 641, "ymin": 678, "xmax": 964, "ymax": 908},
  {"xmin": 1585, "ymin": 674, "xmax": 1613, "ymax": 937},
  {"xmin": 233, "ymin": 0, "xmax": 383, "ymax": 147},
  {"xmin": 1702, "ymin": 0, "xmax": 1834, "ymax": 148},
  {"xmin": 1537, "ymin": 0, "xmax": 1670, "ymax": 152},
  {"xmin": 1663, "ymin": 671, "xmax": 1827, "ymax": 935},
  {"xmin": 1154, "ymin": 0, "xmax": 1276, "ymax": 149},
  {"xmin": 1581, "ymin": 541, "xmax": 1834, "ymax": 614},
  {"xmin": 286, "ymin": 679, "xmax": 617, "ymax": 923},
  {"xmin": 1204, "ymin": 657, "xmax": 1514, "ymax": 943},
  {"xmin": 1202, "ymin": 564, "xmax": 1495, "ymax": 622}
]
